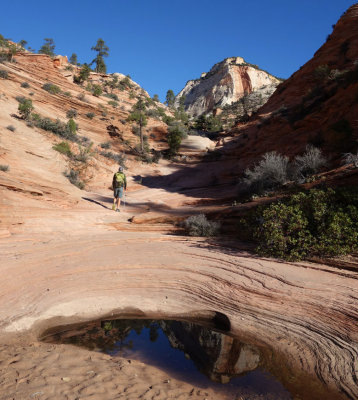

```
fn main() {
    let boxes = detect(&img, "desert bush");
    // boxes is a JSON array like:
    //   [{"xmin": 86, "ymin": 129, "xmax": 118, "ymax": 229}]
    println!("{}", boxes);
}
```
[
  {"xmin": 292, "ymin": 145, "xmax": 326, "ymax": 181},
  {"xmin": 42, "ymin": 83, "xmax": 61, "ymax": 95},
  {"xmin": 21, "ymin": 82, "xmax": 30, "ymax": 88},
  {"xmin": 72, "ymin": 143, "xmax": 93, "ymax": 163},
  {"xmin": 65, "ymin": 65, "xmax": 74, "ymax": 71},
  {"xmin": 77, "ymin": 136, "xmax": 91, "ymax": 145},
  {"xmin": 6, "ymin": 125, "xmax": 16, "ymax": 132},
  {"xmin": 18, "ymin": 98, "xmax": 34, "ymax": 119},
  {"xmin": 0, "ymin": 70, "xmax": 9, "ymax": 79},
  {"xmin": 35, "ymin": 117, "xmax": 76, "ymax": 140},
  {"xmin": 167, "ymin": 122, "xmax": 188, "ymax": 156},
  {"xmin": 77, "ymin": 93, "xmax": 87, "ymax": 102},
  {"xmin": 53, "ymin": 141, "xmax": 72, "ymax": 157},
  {"xmin": 0, "ymin": 53, "xmax": 8, "ymax": 63},
  {"xmin": 182, "ymin": 214, "xmax": 220, "ymax": 237},
  {"xmin": 29, "ymin": 92, "xmax": 34, "ymax": 96},
  {"xmin": 108, "ymin": 100, "xmax": 118, "ymax": 108},
  {"xmin": 92, "ymin": 84, "xmax": 102, "ymax": 97},
  {"xmin": 63, "ymin": 91, "xmax": 72, "ymax": 97},
  {"xmin": 343, "ymin": 152, "xmax": 358, "ymax": 168},
  {"xmin": 66, "ymin": 109, "xmax": 78, "ymax": 119},
  {"xmin": 131, "ymin": 125, "xmax": 140, "ymax": 136},
  {"xmin": 0, "ymin": 164, "xmax": 9, "ymax": 172},
  {"xmin": 243, "ymin": 152, "xmax": 289, "ymax": 193},
  {"xmin": 242, "ymin": 188, "xmax": 358, "ymax": 261},
  {"xmin": 26, "ymin": 120, "xmax": 34, "ymax": 128},
  {"xmin": 67, "ymin": 118, "xmax": 77, "ymax": 135},
  {"xmin": 85, "ymin": 112, "xmax": 95, "ymax": 119},
  {"xmin": 100, "ymin": 141, "xmax": 111, "ymax": 149},
  {"xmin": 64, "ymin": 169, "xmax": 85, "ymax": 189},
  {"xmin": 104, "ymin": 93, "xmax": 118, "ymax": 101},
  {"xmin": 100, "ymin": 151, "xmax": 126, "ymax": 166},
  {"xmin": 15, "ymin": 96, "xmax": 26, "ymax": 103}
]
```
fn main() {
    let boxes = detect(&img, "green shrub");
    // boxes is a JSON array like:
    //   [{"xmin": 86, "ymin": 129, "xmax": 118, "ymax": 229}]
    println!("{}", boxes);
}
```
[
  {"xmin": 64, "ymin": 169, "xmax": 85, "ymax": 189},
  {"xmin": 67, "ymin": 118, "xmax": 77, "ymax": 135},
  {"xmin": 104, "ymin": 93, "xmax": 118, "ymax": 101},
  {"xmin": 100, "ymin": 151, "xmax": 126, "ymax": 166},
  {"xmin": 92, "ymin": 84, "xmax": 102, "ymax": 97},
  {"xmin": 108, "ymin": 100, "xmax": 118, "ymax": 108},
  {"xmin": 63, "ymin": 91, "xmax": 72, "ymax": 97},
  {"xmin": 167, "ymin": 122, "xmax": 188, "ymax": 156},
  {"xmin": 18, "ymin": 98, "xmax": 34, "ymax": 119},
  {"xmin": 53, "ymin": 141, "xmax": 72, "ymax": 157},
  {"xmin": 182, "ymin": 214, "xmax": 220, "ymax": 237},
  {"xmin": 15, "ymin": 96, "xmax": 26, "ymax": 103},
  {"xmin": 100, "ymin": 141, "xmax": 111, "ymax": 149},
  {"xmin": 42, "ymin": 83, "xmax": 61, "ymax": 95},
  {"xmin": 35, "ymin": 117, "xmax": 76, "ymax": 140},
  {"xmin": 85, "ymin": 112, "xmax": 95, "ymax": 119},
  {"xmin": 66, "ymin": 109, "xmax": 78, "ymax": 119},
  {"xmin": 21, "ymin": 82, "xmax": 30, "ymax": 88},
  {"xmin": 244, "ymin": 188, "xmax": 358, "ymax": 260},
  {"xmin": 0, "ymin": 70, "xmax": 9, "ymax": 79},
  {"xmin": 0, "ymin": 164, "xmax": 9, "ymax": 172},
  {"xmin": 6, "ymin": 125, "xmax": 16, "ymax": 132}
]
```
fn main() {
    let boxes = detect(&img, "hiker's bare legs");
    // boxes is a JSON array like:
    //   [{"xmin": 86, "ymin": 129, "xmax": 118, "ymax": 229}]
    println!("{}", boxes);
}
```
[{"xmin": 113, "ymin": 197, "xmax": 120, "ymax": 211}]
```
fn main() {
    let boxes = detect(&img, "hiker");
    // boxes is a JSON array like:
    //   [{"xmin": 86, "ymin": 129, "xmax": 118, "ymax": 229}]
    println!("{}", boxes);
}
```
[{"xmin": 112, "ymin": 166, "xmax": 127, "ymax": 212}]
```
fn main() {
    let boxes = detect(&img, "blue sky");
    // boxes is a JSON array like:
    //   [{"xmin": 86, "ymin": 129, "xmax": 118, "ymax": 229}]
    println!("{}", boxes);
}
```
[{"xmin": 0, "ymin": 0, "xmax": 355, "ymax": 101}]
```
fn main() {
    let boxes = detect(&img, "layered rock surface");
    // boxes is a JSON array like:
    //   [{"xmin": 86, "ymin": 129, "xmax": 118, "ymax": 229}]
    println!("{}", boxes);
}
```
[
  {"xmin": 219, "ymin": 4, "xmax": 358, "ymax": 174},
  {"xmin": 175, "ymin": 56, "xmax": 280, "ymax": 116}
]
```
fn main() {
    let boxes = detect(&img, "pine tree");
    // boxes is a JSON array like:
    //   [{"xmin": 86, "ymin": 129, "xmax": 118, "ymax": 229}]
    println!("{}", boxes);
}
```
[
  {"xmin": 91, "ymin": 38, "xmax": 109, "ymax": 73},
  {"xmin": 69, "ymin": 53, "xmax": 78, "ymax": 65},
  {"xmin": 128, "ymin": 98, "xmax": 148, "ymax": 153},
  {"xmin": 165, "ymin": 89, "xmax": 175, "ymax": 107},
  {"xmin": 18, "ymin": 40, "xmax": 27, "ymax": 49},
  {"xmin": 38, "ymin": 38, "xmax": 55, "ymax": 56}
]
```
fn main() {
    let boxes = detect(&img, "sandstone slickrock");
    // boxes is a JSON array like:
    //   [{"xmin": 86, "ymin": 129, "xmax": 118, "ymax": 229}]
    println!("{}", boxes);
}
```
[
  {"xmin": 0, "ymin": 7, "xmax": 357, "ymax": 400},
  {"xmin": 221, "ymin": 4, "xmax": 358, "ymax": 174},
  {"xmin": 175, "ymin": 56, "xmax": 280, "ymax": 116}
]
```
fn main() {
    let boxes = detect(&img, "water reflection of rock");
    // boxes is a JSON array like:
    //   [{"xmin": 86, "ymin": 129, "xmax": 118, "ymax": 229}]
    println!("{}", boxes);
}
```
[{"xmin": 160, "ymin": 321, "xmax": 260, "ymax": 383}]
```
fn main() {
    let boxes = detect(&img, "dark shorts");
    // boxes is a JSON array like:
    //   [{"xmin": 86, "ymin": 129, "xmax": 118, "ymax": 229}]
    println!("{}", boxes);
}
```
[{"xmin": 114, "ymin": 187, "xmax": 124, "ymax": 199}]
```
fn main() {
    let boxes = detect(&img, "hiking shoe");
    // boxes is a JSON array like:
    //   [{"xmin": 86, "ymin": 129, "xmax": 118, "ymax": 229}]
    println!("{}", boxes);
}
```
[
  {"xmin": 116, "ymin": 209, "xmax": 120, "ymax": 212},
  {"xmin": 112, "ymin": 204, "xmax": 116, "ymax": 211}
]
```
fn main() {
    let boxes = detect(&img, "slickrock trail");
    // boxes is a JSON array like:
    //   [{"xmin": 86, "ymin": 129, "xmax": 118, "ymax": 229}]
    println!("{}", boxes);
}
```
[{"xmin": 0, "ymin": 183, "xmax": 357, "ymax": 399}]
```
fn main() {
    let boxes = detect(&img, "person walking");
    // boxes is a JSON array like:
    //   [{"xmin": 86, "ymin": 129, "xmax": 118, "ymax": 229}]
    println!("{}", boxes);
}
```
[{"xmin": 112, "ymin": 166, "xmax": 127, "ymax": 212}]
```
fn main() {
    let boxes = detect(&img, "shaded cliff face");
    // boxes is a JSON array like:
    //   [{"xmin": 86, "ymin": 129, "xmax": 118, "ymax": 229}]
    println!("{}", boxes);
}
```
[
  {"xmin": 222, "ymin": 4, "xmax": 358, "ymax": 172},
  {"xmin": 175, "ymin": 57, "xmax": 280, "ymax": 117}
]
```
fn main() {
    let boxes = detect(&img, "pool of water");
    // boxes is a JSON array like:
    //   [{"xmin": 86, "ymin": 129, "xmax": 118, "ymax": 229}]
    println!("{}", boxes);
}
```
[{"xmin": 41, "ymin": 319, "xmax": 345, "ymax": 400}]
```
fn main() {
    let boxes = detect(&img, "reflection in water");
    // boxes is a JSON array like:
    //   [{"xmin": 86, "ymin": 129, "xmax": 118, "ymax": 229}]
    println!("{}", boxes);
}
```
[
  {"xmin": 42, "ymin": 319, "xmax": 291, "ymax": 399},
  {"xmin": 41, "ymin": 319, "xmax": 347, "ymax": 400},
  {"xmin": 160, "ymin": 320, "xmax": 261, "ymax": 384}
]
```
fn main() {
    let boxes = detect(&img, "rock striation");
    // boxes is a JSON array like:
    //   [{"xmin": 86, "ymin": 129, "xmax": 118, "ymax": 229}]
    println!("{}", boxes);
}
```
[
  {"xmin": 221, "ymin": 4, "xmax": 358, "ymax": 172},
  {"xmin": 175, "ymin": 57, "xmax": 280, "ymax": 117}
]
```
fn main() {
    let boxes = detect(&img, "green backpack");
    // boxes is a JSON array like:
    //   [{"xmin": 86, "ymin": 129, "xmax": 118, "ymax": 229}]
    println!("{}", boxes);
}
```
[{"xmin": 114, "ymin": 172, "xmax": 125, "ymax": 188}]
